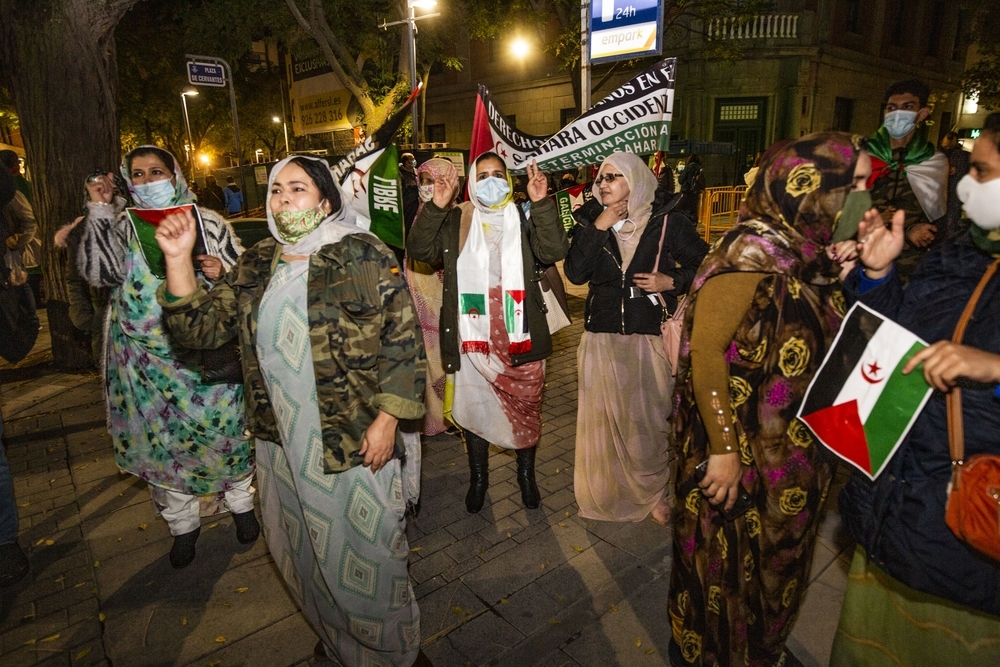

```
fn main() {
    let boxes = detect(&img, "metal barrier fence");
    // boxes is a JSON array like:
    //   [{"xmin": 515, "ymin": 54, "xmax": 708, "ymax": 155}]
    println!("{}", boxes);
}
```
[{"xmin": 698, "ymin": 186, "xmax": 747, "ymax": 242}]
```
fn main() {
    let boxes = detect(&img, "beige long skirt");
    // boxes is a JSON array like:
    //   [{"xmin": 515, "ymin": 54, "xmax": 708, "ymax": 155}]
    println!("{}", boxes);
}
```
[{"xmin": 574, "ymin": 331, "xmax": 674, "ymax": 522}]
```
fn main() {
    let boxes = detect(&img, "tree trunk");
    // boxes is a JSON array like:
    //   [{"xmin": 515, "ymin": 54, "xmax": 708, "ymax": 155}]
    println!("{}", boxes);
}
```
[{"xmin": 0, "ymin": 0, "xmax": 137, "ymax": 370}]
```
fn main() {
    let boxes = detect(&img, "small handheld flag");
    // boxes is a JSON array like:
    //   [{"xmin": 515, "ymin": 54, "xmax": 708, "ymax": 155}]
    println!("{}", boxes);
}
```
[
  {"xmin": 126, "ymin": 205, "xmax": 206, "ymax": 279},
  {"xmin": 797, "ymin": 302, "xmax": 933, "ymax": 480}
]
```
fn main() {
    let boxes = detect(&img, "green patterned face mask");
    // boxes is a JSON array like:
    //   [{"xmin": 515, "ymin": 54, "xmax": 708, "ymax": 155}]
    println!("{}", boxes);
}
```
[{"xmin": 274, "ymin": 202, "xmax": 327, "ymax": 244}]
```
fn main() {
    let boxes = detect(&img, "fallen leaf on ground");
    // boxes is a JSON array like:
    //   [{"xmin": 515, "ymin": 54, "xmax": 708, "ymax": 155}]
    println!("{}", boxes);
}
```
[
  {"xmin": 74, "ymin": 582, "xmax": 86, "ymax": 588},
  {"xmin": 24, "ymin": 638, "xmax": 36, "ymax": 645},
  {"xmin": 571, "ymin": 546, "xmax": 584, "ymax": 553},
  {"xmin": 35, "ymin": 538, "xmax": 45, "ymax": 546},
  {"xmin": 500, "ymin": 598, "xmax": 509, "ymax": 604},
  {"xmin": 138, "ymin": 524, "xmax": 147, "ymax": 530},
  {"xmin": 550, "ymin": 618, "xmax": 561, "ymax": 625},
  {"xmin": 44, "ymin": 539, "xmax": 54, "ymax": 545},
  {"xmin": 564, "ymin": 511, "xmax": 570, "ymax": 517},
  {"xmin": 221, "ymin": 602, "xmax": 231, "ymax": 607},
  {"xmin": 215, "ymin": 636, "xmax": 226, "ymax": 643},
  {"xmin": 235, "ymin": 587, "xmax": 248, "ymax": 593},
  {"xmin": 506, "ymin": 532, "xmax": 512, "ymax": 538},
  {"xmin": 451, "ymin": 606, "xmax": 464, "ymax": 615},
  {"xmin": 99, "ymin": 613, "xmax": 106, "ymax": 622},
  {"xmin": 208, "ymin": 661, "xmax": 221, "ymax": 667},
  {"xmin": 555, "ymin": 468, "xmax": 560, "ymax": 474},
  {"xmin": 207, "ymin": 523, "xmax": 218, "ymax": 529},
  {"xmin": 54, "ymin": 575, "xmax": 66, "ymax": 583},
  {"xmin": 635, "ymin": 637, "xmax": 642, "ymax": 647},
  {"xmin": 93, "ymin": 561, "xmax": 100, "ymax": 567},
  {"xmin": 557, "ymin": 522, "xmax": 567, "ymax": 527},
  {"xmin": 645, "ymin": 648, "xmax": 655, "ymax": 654},
  {"xmin": 75, "ymin": 647, "xmax": 92, "ymax": 661},
  {"xmin": 40, "ymin": 633, "xmax": 60, "ymax": 643},
  {"xmin": 181, "ymin": 617, "xmax": 188, "ymax": 626},
  {"xmin": 608, "ymin": 605, "xmax": 618, "ymax": 612},
  {"xmin": 410, "ymin": 546, "xmax": 422, "ymax": 552}
]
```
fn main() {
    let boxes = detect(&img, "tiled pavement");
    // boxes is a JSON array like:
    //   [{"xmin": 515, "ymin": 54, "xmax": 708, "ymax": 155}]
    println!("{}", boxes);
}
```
[{"xmin": 0, "ymin": 299, "xmax": 852, "ymax": 667}]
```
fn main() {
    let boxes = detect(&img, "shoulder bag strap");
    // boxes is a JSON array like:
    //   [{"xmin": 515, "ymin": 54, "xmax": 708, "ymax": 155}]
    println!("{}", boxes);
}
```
[
  {"xmin": 653, "ymin": 213, "xmax": 670, "ymax": 316},
  {"xmin": 947, "ymin": 258, "xmax": 1000, "ymax": 465}
]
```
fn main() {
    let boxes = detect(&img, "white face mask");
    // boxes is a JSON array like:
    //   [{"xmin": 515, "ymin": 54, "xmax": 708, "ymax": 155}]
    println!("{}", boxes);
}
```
[
  {"xmin": 883, "ymin": 110, "xmax": 919, "ymax": 140},
  {"xmin": 957, "ymin": 174, "xmax": 1000, "ymax": 230},
  {"xmin": 133, "ymin": 178, "xmax": 176, "ymax": 208},
  {"xmin": 418, "ymin": 184, "xmax": 434, "ymax": 202}
]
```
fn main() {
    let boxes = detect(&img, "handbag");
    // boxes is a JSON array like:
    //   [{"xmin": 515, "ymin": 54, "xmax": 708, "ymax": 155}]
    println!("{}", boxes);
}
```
[
  {"xmin": 0, "ymin": 282, "xmax": 38, "ymax": 363},
  {"xmin": 201, "ymin": 338, "xmax": 244, "ymax": 385},
  {"xmin": 652, "ymin": 214, "xmax": 685, "ymax": 375},
  {"xmin": 944, "ymin": 257, "xmax": 1000, "ymax": 563},
  {"xmin": 539, "ymin": 264, "xmax": 571, "ymax": 334}
]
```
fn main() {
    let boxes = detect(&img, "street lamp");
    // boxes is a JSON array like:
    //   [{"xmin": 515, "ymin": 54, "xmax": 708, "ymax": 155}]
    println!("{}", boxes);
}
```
[
  {"xmin": 180, "ymin": 87, "xmax": 199, "ymax": 176},
  {"xmin": 510, "ymin": 37, "xmax": 531, "ymax": 59},
  {"xmin": 379, "ymin": 0, "xmax": 439, "ymax": 147},
  {"xmin": 273, "ymin": 116, "xmax": 290, "ymax": 157}
]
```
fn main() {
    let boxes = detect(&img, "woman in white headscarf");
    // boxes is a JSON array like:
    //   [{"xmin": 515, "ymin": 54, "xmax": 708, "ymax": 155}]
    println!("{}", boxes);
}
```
[
  {"xmin": 565, "ymin": 151, "xmax": 708, "ymax": 524},
  {"xmin": 407, "ymin": 153, "xmax": 569, "ymax": 514},
  {"xmin": 154, "ymin": 156, "xmax": 429, "ymax": 667}
]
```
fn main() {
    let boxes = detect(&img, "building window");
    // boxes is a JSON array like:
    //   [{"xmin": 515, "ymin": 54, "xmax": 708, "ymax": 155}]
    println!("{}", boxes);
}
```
[
  {"xmin": 846, "ymin": 0, "xmax": 861, "ymax": 34},
  {"xmin": 833, "ymin": 97, "xmax": 855, "ymax": 132},
  {"xmin": 427, "ymin": 124, "xmax": 446, "ymax": 143},
  {"xmin": 718, "ymin": 104, "xmax": 759, "ymax": 121},
  {"xmin": 953, "ymin": 9, "xmax": 969, "ymax": 61},
  {"xmin": 926, "ymin": 2, "xmax": 945, "ymax": 57},
  {"xmin": 890, "ymin": 0, "xmax": 907, "ymax": 46},
  {"xmin": 560, "ymin": 107, "xmax": 577, "ymax": 128}
]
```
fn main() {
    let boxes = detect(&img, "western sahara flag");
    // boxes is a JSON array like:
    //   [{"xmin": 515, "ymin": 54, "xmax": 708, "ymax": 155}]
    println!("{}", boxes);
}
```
[
  {"xmin": 469, "ymin": 85, "xmax": 552, "ymax": 170},
  {"xmin": 553, "ymin": 182, "xmax": 594, "ymax": 232},
  {"xmin": 513, "ymin": 58, "xmax": 675, "ymax": 173},
  {"xmin": 331, "ymin": 85, "xmax": 421, "ymax": 248},
  {"xmin": 797, "ymin": 302, "xmax": 933, "ymax": 480},
  {"xmin": 126, "ymin": 205, "xmax": 206, "ymax": 280}
]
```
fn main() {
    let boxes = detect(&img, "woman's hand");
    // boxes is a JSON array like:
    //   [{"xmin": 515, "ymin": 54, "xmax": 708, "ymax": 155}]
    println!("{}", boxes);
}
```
[
  {"xmin": 432, "ymin": 163, "xmax": 459, "ymax": 209},
  {"xmin": 699, "ymin": 452, "xmax": 742, "ymax": 511},
  {"xmin": 155, "ymin": 209, "xmax": 198, "ymax": 260},
  {"xmin": 906, "ymin": 222, "xmax": 937, "ymax": 248},
  {"xmin": 857, "ymin": 208, "xmax": 905, "ymax": 280},
  {"xmin": 526, "ymin": 160, "xmax": 548, "ymax": 203},
  {"xmin": 195, "ymin": 255, "xmax": 224, "ymax": 281},
  {"xmin": 827, "ymin": 240, "xmax": 859, "ymax": 281},
  {"xmin": 359, "ymin": 411, "xmax": 399, "ymax": 474},
  {"xmin": 634, "ymin": 271, "xmax": 675, "ymax": 293},
  {"xmin": 902, "ymin": 341, "xmax": 1000, "ymax": 393},
  {"xmin": 593, "ymin": 199, "xmax": 628, "ymax": 231},
  {"xmin": 85, "ymin": 173, "xmax": 116, "ymax": 205}
]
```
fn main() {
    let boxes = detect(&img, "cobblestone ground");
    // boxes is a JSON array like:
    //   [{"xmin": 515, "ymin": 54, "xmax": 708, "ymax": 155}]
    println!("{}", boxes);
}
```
[{"xmin": 0, "ymin": 299, "xmax": 850, "ymax": 667}]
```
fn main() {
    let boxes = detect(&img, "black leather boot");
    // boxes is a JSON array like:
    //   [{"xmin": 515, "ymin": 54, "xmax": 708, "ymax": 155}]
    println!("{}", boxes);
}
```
[
  {"xmin": 464, "ymin": 432, "xmax": 490, "ymax": 513},
  {"xmin": 515, "ymin": 446, "xmax": 541, "ymax": 509}
]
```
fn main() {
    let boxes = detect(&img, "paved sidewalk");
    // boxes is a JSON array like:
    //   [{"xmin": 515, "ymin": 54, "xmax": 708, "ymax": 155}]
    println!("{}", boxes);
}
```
[{"xmin": 0, "ymin": 301, "xmax": 851, "ymax": 667}]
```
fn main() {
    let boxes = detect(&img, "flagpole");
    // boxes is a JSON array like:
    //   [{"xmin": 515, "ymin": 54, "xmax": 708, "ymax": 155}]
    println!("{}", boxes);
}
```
[{"xmin": 580, "ymin": 0, "xmax": 591, "ymax": 114}]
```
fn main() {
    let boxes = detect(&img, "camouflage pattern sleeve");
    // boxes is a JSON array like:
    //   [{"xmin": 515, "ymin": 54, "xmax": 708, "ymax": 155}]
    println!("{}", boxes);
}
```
[
  {"xmin": 157, "ymin": 276, "xmax": 240, "ymax": 350},
  {"xmin": 372, "ymin": 249, "xmax": 427, "ymax": 420}
]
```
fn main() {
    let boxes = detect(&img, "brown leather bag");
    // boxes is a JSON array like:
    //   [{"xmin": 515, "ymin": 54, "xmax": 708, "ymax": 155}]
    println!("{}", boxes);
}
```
[{"xmin": 944, "ymin": 258, "xmax": 1000, "ymax": 563}]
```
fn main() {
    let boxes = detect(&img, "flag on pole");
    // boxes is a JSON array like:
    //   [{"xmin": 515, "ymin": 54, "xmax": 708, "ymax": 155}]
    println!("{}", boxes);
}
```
[
  {"xmin": 515, "ymin": 58, "xmax": 676, "ymax": 173},
  {"xmin": 553, "ymin": 182, "xmax": 594, "ymax": 232},
  {"xmin": 469, "ymin": 85, "xmax": 552, "ymax": 169},
  {"xmin": 797, "ymin": 302, "xmax": 933, "ymax": 480},
  {"xmin": 332, "ymin": 85, "xmax": 421, "ymax": 248},
  {"xmin": 126, "ymin": 205, "xmax": 206, "ymax": 279}
]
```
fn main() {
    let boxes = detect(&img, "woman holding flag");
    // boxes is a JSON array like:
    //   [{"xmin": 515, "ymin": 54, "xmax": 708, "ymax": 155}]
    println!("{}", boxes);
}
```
[
  {"xmin": 667, "ymin": 133, "xmax": 873, "ymax": 667},
  {"xmin": 76, "ymin": 146, "xmax": 254, "ymax": 569},
  {"xmin": 407, "ymin": 153, "xmax": 569, "ymax": 514},
  {"xmin": 830, "ymin": 113, "xmax": 1000, "ymax": 666}
]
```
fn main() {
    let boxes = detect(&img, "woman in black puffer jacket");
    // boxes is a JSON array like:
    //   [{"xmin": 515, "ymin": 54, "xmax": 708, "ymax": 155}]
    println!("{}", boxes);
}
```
[{"xmin": 565, "ymin": 152, "xmax": 707, "ymax": 524}]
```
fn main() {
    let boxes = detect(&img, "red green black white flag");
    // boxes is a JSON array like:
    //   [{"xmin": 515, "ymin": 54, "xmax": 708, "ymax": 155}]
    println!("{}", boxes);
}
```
[
  {"xmin": 126, "ymin": 205, "xmax": 206, "ymax": 280},
  {"xmin": 797, "ymin": 302, "xmax": 932, "ymax": 480}
]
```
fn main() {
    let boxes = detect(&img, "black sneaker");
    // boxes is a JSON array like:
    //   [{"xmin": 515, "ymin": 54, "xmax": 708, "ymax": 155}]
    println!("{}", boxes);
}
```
[
  {"xmin": 232, "ymin": 510, "xmax": 260, "ymax": 545},
  {"xmin": 0, "ymin": 542, "xmax": 29, "ymax": 587},
  {"xmin": 169, "ymin": 527, "xmax": 200, "ymax": 569}
]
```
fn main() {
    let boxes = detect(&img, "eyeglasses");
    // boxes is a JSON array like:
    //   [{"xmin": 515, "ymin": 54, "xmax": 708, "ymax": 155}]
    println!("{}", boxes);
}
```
[{"xmin": 595, "ymin": 173, "xmax": 625, "ymax": 185}]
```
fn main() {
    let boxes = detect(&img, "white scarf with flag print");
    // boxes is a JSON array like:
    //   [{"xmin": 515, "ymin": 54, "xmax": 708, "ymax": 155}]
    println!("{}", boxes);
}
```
[{"xmin": 456, "ymin": 168, "xmax": 530, "ymax": 356}]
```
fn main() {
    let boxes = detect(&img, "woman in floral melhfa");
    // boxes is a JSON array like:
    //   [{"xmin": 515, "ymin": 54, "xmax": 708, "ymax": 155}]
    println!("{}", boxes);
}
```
[{"xmin": 668, "ymin": 133, "xmax": 872, "ymax": 666}]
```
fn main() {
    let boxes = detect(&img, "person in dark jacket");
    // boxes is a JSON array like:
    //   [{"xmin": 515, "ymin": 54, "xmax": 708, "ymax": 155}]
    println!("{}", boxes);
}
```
[
  {"xmin": 678, "ymin": 153, "xmax": 705, "ymax": 216},
  {"xmin": 406, "ymin": 152, "xmax": 569, "ymax": 514},
  {"xmin": 566, "ymin": 151, "xmax": 708, "ymax": 526},
  {"xmin": 831, "ymin": 113, "xmax": 1000, "ymax": 666},
  {"xmin": 200, "ymin": 174, "xmax": 226, "ymax": 213}
]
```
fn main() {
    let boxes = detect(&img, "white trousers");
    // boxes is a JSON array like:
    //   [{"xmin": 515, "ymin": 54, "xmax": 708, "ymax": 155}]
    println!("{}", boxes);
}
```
[{"xmin": 158, "ymin": 475, "xmax": 256, "ymax": 536}]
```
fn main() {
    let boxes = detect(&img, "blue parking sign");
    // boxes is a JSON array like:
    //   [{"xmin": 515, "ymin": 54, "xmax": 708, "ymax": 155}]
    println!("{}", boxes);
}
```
[{"xmin": 589, "ymin": 0, "xmax": 663, "ymax": 64}]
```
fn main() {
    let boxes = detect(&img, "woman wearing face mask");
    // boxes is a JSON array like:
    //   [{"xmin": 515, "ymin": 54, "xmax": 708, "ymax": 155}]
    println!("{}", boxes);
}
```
[
  {"xmin": 830, "ymin": 114, "xmax": 1000, "ymax": 666},
  {"xmin": 404, "ymin": 158, "xmax": 455, "ymax": 436},
  {"xmin": 407, "ymin": 153, "xmax": 569, "ymax": 513},
  {"xmin": 564, "ymin": 152, "xmax": 708, "ymax": 525},
  {"xmin": 154, "ymin": 156, "xmax": 429, "ymax": 667},
  {"xmin": 667, "ymin": 133, "xmax": 870, "ymax": 667},
  {"xmin": 76, "ymin": 146, "xmax": 254, "ymax": 569}
]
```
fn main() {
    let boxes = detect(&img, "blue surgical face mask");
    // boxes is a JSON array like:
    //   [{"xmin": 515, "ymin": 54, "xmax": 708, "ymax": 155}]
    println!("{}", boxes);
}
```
[
  {"xmin": 476, "ymin": 176, "xmax": 510, "ymax": 207},
  {"xmin": 133, "ymin": 178, "xmax": 176, "ymax": 208},
  {"xmin": 883, "ymin": 110, "xmax": 919, "ymax": 140}
]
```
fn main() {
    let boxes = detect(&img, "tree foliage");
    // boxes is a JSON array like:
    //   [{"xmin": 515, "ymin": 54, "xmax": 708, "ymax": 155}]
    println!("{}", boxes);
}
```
[{"xmin": 963, "ymin": 0, "xmax": 1000, "ymax": 110}]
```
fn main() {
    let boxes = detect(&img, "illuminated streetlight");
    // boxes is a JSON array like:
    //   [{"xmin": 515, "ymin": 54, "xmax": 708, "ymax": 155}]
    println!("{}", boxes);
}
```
[
  {"xmin": 379, "ymin": 0, "xmax": 440, "ymax": 146},
  {"xmin": 273, "ymin": 115, "xmax": 290, "ymax": 157},
  {"xmin": 511, "ymin": 37, "xmax": 530, "ymax": 59},
  {"xmin": 180, "ymin": 87, "xmax": 199, "ymax": 176},
  {"xmin": 199, "ymin": 153, "xmax": 210, "ymax": 166}
]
